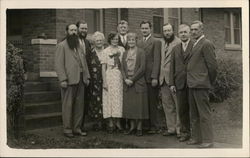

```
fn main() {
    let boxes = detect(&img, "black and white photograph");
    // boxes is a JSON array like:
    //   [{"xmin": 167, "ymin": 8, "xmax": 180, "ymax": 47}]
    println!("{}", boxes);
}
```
[{"xmin": 0, "ymin": 0, "xmax": 249, "ymax": 157}]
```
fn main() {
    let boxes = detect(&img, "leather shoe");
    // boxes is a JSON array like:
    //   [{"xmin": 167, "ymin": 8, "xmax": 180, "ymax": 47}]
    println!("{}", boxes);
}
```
[
  {"xmin": 73, "ymin": 131, "xmax": 87, "ymax": 136},
  {"xmin": 64, "ymin": 133, "xmax": 74, "ymax": 138},
  {"xmin": 179, "ymin": 136, "xmax": 190, "ymax": 142},
  {"xmin": 162, "ymin": 131, "xmax": 176, "ymax": 136},
  {"xmin": 124, "ymin": 129, "xmax": 136, "ymax": 135},
  {"xmin": 136, "ymin": 130, "xmax": 143, "ymax": 136},
  {"xmin": 186, "ymin": 139, "xmax": 201, "ymax": 145},
  {"xmin": 198, "ymin": 143, "xmax": 214, "ymax": 148},
  {"xmin": 177, "ymin": 133, "xmax": 182, "ymax": 138}
]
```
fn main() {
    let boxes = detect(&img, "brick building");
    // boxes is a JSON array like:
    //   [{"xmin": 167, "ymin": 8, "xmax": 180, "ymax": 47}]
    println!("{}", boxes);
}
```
[{"xmin": 6, "ymin": 8, "xmax": 242, "ymax": 129}]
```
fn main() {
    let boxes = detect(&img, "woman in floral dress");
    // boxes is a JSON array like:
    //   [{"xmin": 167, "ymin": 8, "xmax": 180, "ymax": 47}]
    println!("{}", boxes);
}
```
[
  {"xmin": 101, "ymin": 32, "xmax": 125, "ymax": 133},
  {"xmin": 86, "ymin": 31, "xmax": 105, "ymax": 131}
]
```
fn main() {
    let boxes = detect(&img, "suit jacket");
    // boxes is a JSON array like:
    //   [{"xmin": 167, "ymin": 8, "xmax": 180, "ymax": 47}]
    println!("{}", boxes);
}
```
[
  {"xmin": 159, "ymin": 36, "xmax": 181, "ymax": 85},
  {"xmin": 137, "ymin": 36, "xmax": 161, "ymax": 83},
  {"xmin": 169, "ymin": 40, "xmax": 194, "ymax": 90},
  {"xmin": 55, "ymin": 40, "xmax": 90, "ymax": 85},
  {"xmin": 187, "ymin": 37, "xmax": 217, "ymax": 89},
  {"xmin": 121, "ymin": 47, "xmax": 147, "ymax": 92},
  {"xmin": 118, "ymin": 35, "xmax": 128, "ymax": 50}
]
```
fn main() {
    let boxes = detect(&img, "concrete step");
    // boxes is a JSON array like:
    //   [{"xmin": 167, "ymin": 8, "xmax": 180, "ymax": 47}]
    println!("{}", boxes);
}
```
[
  {"xmin": 25, "ymin": 101, "xmax": 62, "ymax": 115},
  {"xmin": 24, "ymin": 91, "xmax": 61, "ymax": 103},
  {"xmin": 24, "ymin": 81, "xmax": 60, "ymax": 92},
  {"xmin": 24, "ymin": 112, "xmax": 62, "ymax": 130}
]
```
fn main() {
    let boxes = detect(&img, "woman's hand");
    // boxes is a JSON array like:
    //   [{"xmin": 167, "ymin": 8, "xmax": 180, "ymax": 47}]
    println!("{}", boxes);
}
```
[{"xmin": 125, "ymin": 79, "xmax": 133, "ymax": 86}]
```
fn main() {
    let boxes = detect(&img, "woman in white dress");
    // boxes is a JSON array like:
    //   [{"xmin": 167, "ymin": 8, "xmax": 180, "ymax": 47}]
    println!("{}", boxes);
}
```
[{"xmin": 101, "ymin": 32, "xmax": 125, "ymax": 133}]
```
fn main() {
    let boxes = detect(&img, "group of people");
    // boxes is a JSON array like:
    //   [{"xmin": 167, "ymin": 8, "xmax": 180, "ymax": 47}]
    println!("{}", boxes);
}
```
[{"xmin": 55, "ymin": 19, "xmax": 217, "ymax": 148}]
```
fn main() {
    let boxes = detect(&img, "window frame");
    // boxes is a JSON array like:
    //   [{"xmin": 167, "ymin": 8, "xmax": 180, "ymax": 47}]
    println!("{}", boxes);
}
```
[
  {"xmin": 152, "ymin": 9, "xmax": 164, "ymax": 38},
  {"xmin": 224, "ymin": 11, "xmax": 242, "ymax": 50}
]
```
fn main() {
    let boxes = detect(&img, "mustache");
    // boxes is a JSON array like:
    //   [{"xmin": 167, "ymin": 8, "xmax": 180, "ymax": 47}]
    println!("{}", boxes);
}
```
[{"xmin": 66, "ymin": 34, "xmax": 79, "ymax": 50}]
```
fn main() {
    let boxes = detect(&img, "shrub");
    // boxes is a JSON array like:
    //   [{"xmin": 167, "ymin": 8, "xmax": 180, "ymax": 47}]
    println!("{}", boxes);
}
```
[
  {"xmin": 209, "ymin": 58, "xmax": 242, "ymax": 102},
  {"xmin": 6, "ymin": 41, "xmax": 25, "ymax": 138}
]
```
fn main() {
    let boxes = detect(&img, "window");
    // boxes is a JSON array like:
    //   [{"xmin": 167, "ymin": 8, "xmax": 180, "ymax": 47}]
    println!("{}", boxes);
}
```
[
  {"xmin": 153, "ymin": 9, "xmax": 164, "ymax": 37},
  {"xmin": 84, "ymin": 9, "xmax": 101, "ymax": 34},
  {"xmin": 224, "ymin": 11, "xmax": 241, "ymax": 49},
  {"xmin": 167, "ymin": 8, "xmax": 179, "ymax": 35}
]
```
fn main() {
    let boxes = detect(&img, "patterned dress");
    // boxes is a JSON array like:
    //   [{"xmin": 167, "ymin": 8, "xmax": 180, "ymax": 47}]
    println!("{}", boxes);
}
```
[
  {"xmin": 86, "ymin": 49, "xmax": 103, "ymax": 121},
  {"xmin": 101, "ymin": 46, "xmax": 125, "ymax": 119}
]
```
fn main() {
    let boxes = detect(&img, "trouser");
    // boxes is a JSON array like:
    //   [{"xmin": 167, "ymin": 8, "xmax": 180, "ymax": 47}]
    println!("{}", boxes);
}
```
[
  {"xmin": 61, "ymin": 77, "xmax": 85, "ymax": 134},
  {"xmin": 161, "ymin": 81, "xmax": 180, "ymax": 134},
  {"xmin": 189, "ymin": 88, "xmax": 213, "ymax": 143},
  {"xmin": 176, "ymin": 88, "xmax": 190, "ymax": 136},
  {"xmin": 147, "ymin": 83, "xmax": 160, "ymax": 129}
]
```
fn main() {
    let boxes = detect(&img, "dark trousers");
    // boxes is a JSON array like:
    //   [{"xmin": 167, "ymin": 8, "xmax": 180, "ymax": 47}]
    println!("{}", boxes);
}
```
[
  {"xmin": 61, "ymin": 76, "xmax": 85, "ymax": 134},
  {"xmin": 176, "ymin": 88, "xmax": 190, "ymax": 135},
  {"xmin": 147, "ymin": 83, "xmax": 160, "ymax": 129},
  {"xmin": 189, "ymin": 88, "xmax": 213, "ymax": 143}
]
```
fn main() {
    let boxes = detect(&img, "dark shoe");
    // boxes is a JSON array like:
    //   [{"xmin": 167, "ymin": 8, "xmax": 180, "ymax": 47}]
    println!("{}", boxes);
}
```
[
  {"xmin": 124, "ymin": 129, "xmax": 136, "ymax": 135},
  {"xmin": 177, "ymin": 133, "xmax": 182, "ymax": 138},
  {"xmin": 73, "ymin": 131, "xmax": 87, "ymax": 136},
  {"xmin": 179, "ymin": 135, "xmax": 190, "ymax": 142},
  {"xmin": 186, "ymin": 139, "xmax": 201, "ymax": 145},
  {"xmin": 162, "ymin": 131, "xmax": 176, "ymax": 136},
  {"xmin": 64, "ymin": 133, "xmax": 74, "ymax": 138},
  {"xmin": 198, "ymin": 143, "xmax": 214, "ymax": 148},
  {"xmin": 107, "ymin": 126, "xmax": 114, "ymax": 134},
  {"xmin": 136, "ymin": 130, "xmax": 143, "ymax": 136}
]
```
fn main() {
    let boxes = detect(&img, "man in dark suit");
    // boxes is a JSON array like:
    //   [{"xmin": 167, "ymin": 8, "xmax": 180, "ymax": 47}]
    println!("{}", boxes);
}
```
[
  {"xmin": 55, "ymin": 24, "xmax": 90, "ymax": 138},
  {"xmin": 137, "ymin": 21, "xmax": 161, "ymax": 133},
  {"xmin": 159, "ymin": 23, "xmax": 181, "ymax": 137},
  {"xmin": 76, "ymin": 21, "xmax": 92, "ymax": 132},
  {"xmin": 186, "ymin": 20, "xmax": 217, "ymax": 148},
  {"xmin": 169, "ymin": 24, "xmax": 193, "ymax": 142},
  {"xmin": 117, "ymin": 20, "xmax": 129, "ymax": 49}
]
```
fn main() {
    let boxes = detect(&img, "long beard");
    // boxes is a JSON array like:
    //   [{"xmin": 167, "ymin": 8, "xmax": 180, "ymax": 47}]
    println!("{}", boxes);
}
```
[
  {"xmin": 66, "ymin": 34, "xmax": 79, "ymax": 50},
  {"xmin": 164, "ymin": 34, "xmax": 175, "ymax": 44}
]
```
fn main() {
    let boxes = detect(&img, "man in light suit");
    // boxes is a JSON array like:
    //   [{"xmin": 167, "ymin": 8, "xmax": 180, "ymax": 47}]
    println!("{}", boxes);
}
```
[
  {"xmin": 117, "ymin": 20, "xmax": 129, "ymax": 49},
  {"xmin": 55, "ymin": 24, "xmax": 90, "ymax": 138},
  {"xmin": 169, "ymin": 24, "xmax": 194, "ymax": 142},
  {"xmin": 137, "ymin": 21, "xmax": 161, "ymax": 133},
  {"xmin": 159, "ymin": 23, "xmax": 181, "ymax": 137},
  {"xmin": 186, "ymin": 21, "xmax": 217, "ymax": 148}
]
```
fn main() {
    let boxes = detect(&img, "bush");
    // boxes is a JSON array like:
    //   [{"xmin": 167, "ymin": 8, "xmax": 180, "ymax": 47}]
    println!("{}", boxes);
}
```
[
  {"xmin": 6, "ymin": 41, "xmax": 25, "ymax": 138},
  {"xmin": 209, "ymin": 58, "xmax": 242, "ymax": 102}
]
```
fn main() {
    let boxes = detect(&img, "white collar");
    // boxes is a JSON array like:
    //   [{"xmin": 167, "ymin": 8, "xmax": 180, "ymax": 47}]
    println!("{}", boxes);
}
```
[
  {"xmin": 144, "ymin": 34, "xmax": 151, "ymax": 41},
  {"xmin": 194, "ymin": 35, "xmax": 205, "ymax": 46}
]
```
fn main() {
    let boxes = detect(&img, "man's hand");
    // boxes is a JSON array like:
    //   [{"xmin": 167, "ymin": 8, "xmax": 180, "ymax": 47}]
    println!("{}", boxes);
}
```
[
  {"xmin": 85, "ymin": 79, "xmax": 90, "ymax": 86},
  {"xmin": 151, "ymin": 79, "xmax": 158, "ymax": 87},
  {"xmin": 125, "ymin": 79, "xmax": 133, "ymax": 86},
  {"xmin": 170, "ymin": 86, "xmax": 176, "ymax": 94},
  {"xmin": 60, "ymin": 81, "xmax": 68, "ymax": 88}
]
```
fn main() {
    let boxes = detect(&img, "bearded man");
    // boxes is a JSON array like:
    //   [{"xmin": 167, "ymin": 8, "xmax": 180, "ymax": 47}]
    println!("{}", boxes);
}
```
[{"xmin": 55, "ymin": 24, "xmax": 90, "ymax": 138}]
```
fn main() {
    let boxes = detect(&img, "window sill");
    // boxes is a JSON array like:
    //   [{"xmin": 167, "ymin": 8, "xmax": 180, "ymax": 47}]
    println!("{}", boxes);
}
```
[{"xmin": 225, "ymin": 44, "xmax": 242, "ymax": 51}]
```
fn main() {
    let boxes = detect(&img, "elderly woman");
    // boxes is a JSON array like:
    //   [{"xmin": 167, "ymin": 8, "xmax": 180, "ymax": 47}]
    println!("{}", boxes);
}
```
[
  {"xmin": 121, "ymin": 33, "xmax": 148, "ymax": 136},
  {"xmin": 101, "ymin": 32, "xmax": 125, "ymax": 133},
  {"xmin": 85, "ymin": 31, "xmax": 105, "ymax": 131}
]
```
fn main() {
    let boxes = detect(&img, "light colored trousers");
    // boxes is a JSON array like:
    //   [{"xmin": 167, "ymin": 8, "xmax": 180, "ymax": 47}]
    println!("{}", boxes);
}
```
[{"xmin": 161, "ymin": 81, "xmax": 180, "ymax": 134}]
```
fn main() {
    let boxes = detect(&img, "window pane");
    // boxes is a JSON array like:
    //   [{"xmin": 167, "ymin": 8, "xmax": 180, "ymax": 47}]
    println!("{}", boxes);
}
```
[
  {"xmin": 234, "ymin": 29, "xmax": 240, "ymax": 44},
  {"xmin": 224, "ymin": 12, "xmax": 230, "ymax": 27},
  {"xmin": 85, "ymin": 9, "xmax": 100, "ymax": 33},
  {"xmin": 233, "ymin": 13, "xmax": 240, "ymax": 28},
  {"xmin": 168, "ymin": 17, "xmax": 178, "ymax": 35},
  {"xmin": 153, "ymin": 8, "xmax": 163, "ymax": 16},
  {"xmin": 153, "ymin": 16, "xmax": 163, "ymax": 34},
  {"xmin": 168, "ymin": 8, "xmax": 178, "ymax": 18},
  {"xmin": 225, "ymin": 28, "xmax": 231, "ymax": 44}
]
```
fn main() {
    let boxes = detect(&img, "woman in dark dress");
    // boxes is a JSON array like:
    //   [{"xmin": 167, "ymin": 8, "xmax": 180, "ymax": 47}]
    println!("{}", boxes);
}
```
[
  {"xmin": 121, "ymin": 33, "xmax": 148, "ymax": 136},
  {"xmin": 86, "ymin": 31, "xmax": 105, "ymax": 131}
]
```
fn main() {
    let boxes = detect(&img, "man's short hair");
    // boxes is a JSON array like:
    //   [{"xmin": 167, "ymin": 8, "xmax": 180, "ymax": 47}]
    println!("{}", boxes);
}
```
[
  {"xmin": 76, "ymin": 20, "xmax": 87, "ymax": 28},
  {"xmin": 191, "ymin": 20, "xmax": 204, "ymax": 30},
  {"xmin": 65, "ymin": 24, "xmax": 76, "ymax": 31},
  {"xmin": 163, "ymin": 23, "xmax": 174, "ymax": 31},
  {"xmin": 118, "ymin": 20, "xmax": 128, "ymax": 26},
  {"xmin": 178, "ymin": 23, "xmax": 190, "ymax": 30},
  {"xmin": 140, "ymin": 20, "xmax": 152, "ymax": 28}
]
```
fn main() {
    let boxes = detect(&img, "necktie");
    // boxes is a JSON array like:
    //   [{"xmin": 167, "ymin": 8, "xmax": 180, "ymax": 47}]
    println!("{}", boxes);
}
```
[
  {"xmin": 183, "ymin": 42, "xmax": 187, "ymax": 52},
  {"xmin": 122, "ymin": 36, "xmax": 126, "ymax": 45},
  {"xmin": 143, "ymin": 37, "xmax": 147, "ymax": 42}
]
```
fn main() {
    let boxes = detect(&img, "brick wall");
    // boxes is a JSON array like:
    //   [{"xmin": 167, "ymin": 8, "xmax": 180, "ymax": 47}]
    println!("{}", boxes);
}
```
[
  {"xmin": 181, "ymin": 8, "xmax": 200, "ymax": 25},
  {"xmin": 103, "ymin": 9, "xmax": 118, "ymax": 39},
  {"xmin": 39, "ymin": 44, "xmax": 57, "ymax": 72}
]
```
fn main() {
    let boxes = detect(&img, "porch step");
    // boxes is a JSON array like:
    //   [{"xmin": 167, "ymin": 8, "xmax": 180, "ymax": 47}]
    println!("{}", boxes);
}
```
[
  {"xmin": 25, "ymin": 101, "xmax": 62, "ymax": 115},
  {"xmin": 24, "ymin": 112, "xmax": 62, "ymax": 130},
  {"xmin": 24, "ymin": 81, "xmax": 60, "ymax": 92},
  {"xmin": 24, "ymin": 91, "xmax": 61, "ymax": 103}
]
